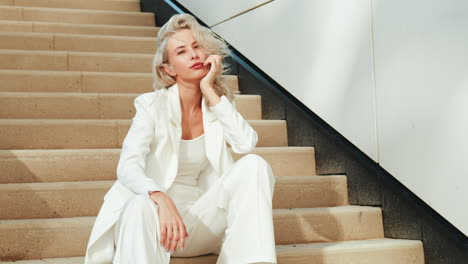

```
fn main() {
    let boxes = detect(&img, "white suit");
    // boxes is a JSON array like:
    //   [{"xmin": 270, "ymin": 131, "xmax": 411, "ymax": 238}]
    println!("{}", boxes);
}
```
[{"xmin": 84, "ymin": 83, "xmax": 277, "ymax": 264}]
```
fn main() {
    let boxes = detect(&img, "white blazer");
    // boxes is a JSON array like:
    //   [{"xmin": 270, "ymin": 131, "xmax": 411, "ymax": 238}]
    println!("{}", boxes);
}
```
[{"xmin": 84, "ymin": 83, "xmax": 259, "ymax": 264}]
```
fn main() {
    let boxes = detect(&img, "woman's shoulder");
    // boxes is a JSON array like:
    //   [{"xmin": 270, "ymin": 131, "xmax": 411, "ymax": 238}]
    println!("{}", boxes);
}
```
[{"xmin": 135, "ymin": 89, "xmax": 168, "ymax": 108}]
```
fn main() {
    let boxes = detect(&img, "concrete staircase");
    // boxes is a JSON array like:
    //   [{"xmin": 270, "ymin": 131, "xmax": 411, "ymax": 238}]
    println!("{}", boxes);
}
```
[{"xmin": 0, "ymin": 1, "xmax": 425, "ymax": 263}]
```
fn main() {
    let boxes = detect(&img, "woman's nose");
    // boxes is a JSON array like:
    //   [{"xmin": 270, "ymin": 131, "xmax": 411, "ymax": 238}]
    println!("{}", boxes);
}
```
[{"xmin": 189, "ymin": 48, "xmax": 198, "ymax": 59}]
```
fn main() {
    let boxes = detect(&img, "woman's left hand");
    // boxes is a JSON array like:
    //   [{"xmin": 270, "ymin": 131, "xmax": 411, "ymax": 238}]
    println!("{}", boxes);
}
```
[{"xmin": 199, "ymin": 54, "xmax": 222, "ymax": 95}]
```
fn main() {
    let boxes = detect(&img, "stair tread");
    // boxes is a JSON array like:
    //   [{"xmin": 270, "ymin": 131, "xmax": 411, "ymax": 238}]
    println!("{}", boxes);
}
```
[
  {"xmin": 0, "ymin": 118, "xmax": 284, "ymax": 123},
  {"xmin": 0, "ymin": 69, "xmax": 239, "ymax": 94},
  {"xmin": 0, "ymin": 5, "xmax": 153, "ymax": 16},
  {"xmin": 0, "ymin": 31, "xmax": 157, "ymax": 40},
  {"xmin": 0, "ymin": 175, "xmax": 347, "ymax": 218},
  {"xmin": 0, "ymin": 20, "xmax": 160, "ymax": 28},
  {"xmin": 0, "ymin": 20, "xmax": 159, "ymax": 29},
  {"xmin": 2, "ymin": 0, "xmax": 141, "ymax": 13},
  {"xmin": 0, "ymin": 205, "xmax": 385, "ymax": 245},
  {"xmin": 0, "ymin": 5, "xmax": 155, "ymax": 27},
  {"xmin": 0, "ymin": 205, "xmax": 380, "ymax": 225},
  {"xmin": 0, "ymin": 91, "xmax": 256, "ymax": 97},
  {"xmin": 0, "ymin": 175, "xmax": 345, "ymax": 190},
  {"xmin": 0, "ymin": 49, "xmax": 157, "ymax": 73},
  {"xmin": 0, "ymin": 238, "xmax": 423, "ymax": 264},
  {"xmin": 0, "ymin": 69, "xmax": 238, "ymax": 78},
  {"xmin": 0, "ymin": 119, "xmax": 288, "ymax": 148},
  {"xmin": 0, "ymin": 146, "xmax": 315, "ymax": 181},
  {"xmin": 0, "ymin": 31, "xmax": 159, "ymax": 54},
  {"xmin": 0, "ymin": 69, "xmax": 152, "ymax": 75},
  {"xmin": 0, "ymin": 176, "xmax": 348, "ymax": 217},
  {"xmin": 0, "ymin": 146, "xmax": 313, "ymax": 154},
  {"xmin": 279, "ymin": 237, "xmax": 423, "ymax": 251},
  {"xmin": 0, "ymin": 48, "xmax": 155, "ymax": 57}
]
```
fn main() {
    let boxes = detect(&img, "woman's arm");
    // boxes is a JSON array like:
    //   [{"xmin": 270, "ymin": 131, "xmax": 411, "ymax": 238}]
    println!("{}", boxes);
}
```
[
  {"xmin": 120, "ymin": 94, "xmax": 187, "ymax": 253},
  {"xmin": 209, "ymin": 95, "xmax": 258, "ymax": 154},
  {"xmin": 116, "ymin": 94, "xmax": 163, "ymax": 196},
  {"xmin": 201, "ymin": 55, "xmax": 258, "ymax": 154}
]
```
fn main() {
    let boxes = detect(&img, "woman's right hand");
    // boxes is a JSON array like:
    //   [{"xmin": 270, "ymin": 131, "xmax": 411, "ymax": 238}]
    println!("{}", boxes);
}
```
[{"xmin": 149, "ymin": 191, "xmax": 189, "ymax": 253}]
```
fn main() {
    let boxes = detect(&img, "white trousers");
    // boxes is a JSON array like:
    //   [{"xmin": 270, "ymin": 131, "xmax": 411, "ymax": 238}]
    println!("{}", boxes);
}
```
[{"xmin": 112, "ymin": 154, "xmax": 277, "ymax": 264}]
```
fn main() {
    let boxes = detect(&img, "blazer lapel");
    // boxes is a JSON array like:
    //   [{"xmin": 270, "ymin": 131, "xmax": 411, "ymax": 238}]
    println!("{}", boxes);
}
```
[
  {"xmin": 202, "ymin": 94, "xmax": 223, "ymax": 175},
  {"xmin": 167, "ymin": 83, "xmax": 182, "ymax": 158},
  {"xmin": 166, "ymin": 83, "xmax": 223, "ymax": 175}
]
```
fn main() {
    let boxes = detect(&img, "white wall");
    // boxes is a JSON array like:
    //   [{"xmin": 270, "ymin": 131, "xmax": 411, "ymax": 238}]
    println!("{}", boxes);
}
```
[
  {"xmin": 177, "ymin": 0, "xmax": 272, "ymax": 26},
  {"xmin": 184, "ymin": 0, "xmax": 468, "ymax": 235},
  {"xmin": 213, "ymin": 0, "xmax": 379, "ymax": 162},
  {"xmin": 372, "ymin": 0, "xmax": 468, "ymax": 235}
]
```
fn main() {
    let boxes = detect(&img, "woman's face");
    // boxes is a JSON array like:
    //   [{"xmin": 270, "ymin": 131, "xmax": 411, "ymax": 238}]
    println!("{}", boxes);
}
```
[{"xmin": 163, "ymin": 28, "xmax": 209, "ymax": 84}]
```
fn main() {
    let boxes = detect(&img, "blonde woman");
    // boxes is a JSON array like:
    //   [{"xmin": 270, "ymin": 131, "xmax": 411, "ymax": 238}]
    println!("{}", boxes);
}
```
[{"xmin": 84, "ymin": 13, "xmax": 276, "ymax": 264}]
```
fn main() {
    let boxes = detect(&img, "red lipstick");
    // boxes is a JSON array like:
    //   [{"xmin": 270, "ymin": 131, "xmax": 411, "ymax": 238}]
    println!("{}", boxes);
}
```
[{"xmin": 191, "ymin": 62, "xmax": 204, "ymax": 69}]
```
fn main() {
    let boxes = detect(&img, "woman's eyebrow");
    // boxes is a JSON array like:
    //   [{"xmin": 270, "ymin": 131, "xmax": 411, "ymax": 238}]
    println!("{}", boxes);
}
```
[{"xmin": 174, "ymin": 41, "xmax": 198, "ymax": 51}]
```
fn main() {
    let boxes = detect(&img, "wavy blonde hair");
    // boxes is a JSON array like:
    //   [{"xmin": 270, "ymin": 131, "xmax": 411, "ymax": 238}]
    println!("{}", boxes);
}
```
[{"xmin": 152, "ymin": 13, "xmax": 235, "ymax": 104}]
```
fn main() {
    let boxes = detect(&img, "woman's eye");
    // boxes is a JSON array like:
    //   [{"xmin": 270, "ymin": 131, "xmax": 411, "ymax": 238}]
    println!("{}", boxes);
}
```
[{"xmin": 177, "ymin": 51, "xmax": 184, "ymax": 54}]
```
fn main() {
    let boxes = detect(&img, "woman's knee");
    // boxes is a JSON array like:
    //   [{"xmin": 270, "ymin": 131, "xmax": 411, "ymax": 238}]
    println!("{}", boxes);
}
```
[
  {"xmin": 238, "ymin": 154, "xmax": 274, "ymax": 184},
  {"xmin": 122, "ymin": 194, "xmax": 157, "ymax": 218},
  {"xmin": 240, "ymin": 153, "xmax": 269, "ymax": 167}
]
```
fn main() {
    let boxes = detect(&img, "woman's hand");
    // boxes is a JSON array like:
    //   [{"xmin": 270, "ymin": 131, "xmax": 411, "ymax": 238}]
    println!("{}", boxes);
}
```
[
  {"xmin": 199, "ymin": 55, "xmax": 221, "ymax": 106},
  {"xmin": 150, "ymin": 191, "xmax": 188, "ymax": 253}
]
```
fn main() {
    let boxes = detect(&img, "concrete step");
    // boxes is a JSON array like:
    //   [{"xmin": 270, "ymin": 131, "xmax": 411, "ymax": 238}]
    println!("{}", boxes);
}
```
[
  {"xmin": 1, "ymin": 0, "xmax": 141, "ymax": 12},
  {"xmin": 0, "ymin": 20, "xmax": 159, "ymax": 37},
  {"xmin": 274, "ymin": 238, "xmax": 424, "ymax": 264},
  {"xmin": 278, "ymin": 238, "xmax": 424, "ymax": 264},
  {"xmin": 0, "ymin": 238, "xmax": 424, "ymax": 263},
  {"xmin": 0, "ymin": 49, "xmax": 154, "ymax": 72},
  {"xmin": 0, "ymin": 32, "xmax": 157, "ymax": 54},
  {"xmin": 0, "ymin": 70, "xmax": 239, "ymax": 94},
  {"xmin": 0, "ymin": 6, "xmax": 154, "ymax": 26},
  {"xmin": 0, "ymin": 147, "xmax": 316, "ymax": 183},
  {"xmin": 0, "ymin": 176, "xmax": 348, "ymax": 219},
  {"xmin": 0, "ymin": 206, "xmax": 384, "ymax": 260},
  {"xmin": 0, "ymin": 92, "xmax": 259, "ymax": 119},
  {"xmin": 0, "ymin": 119, "xmax": 288, "ymax": 149}
]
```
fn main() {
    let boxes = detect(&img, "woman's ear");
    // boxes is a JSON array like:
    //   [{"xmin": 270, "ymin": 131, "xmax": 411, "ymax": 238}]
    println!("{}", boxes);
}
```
[{"xmin": 163, "ymin": 64, "xmax": 176, "ymax": 77}]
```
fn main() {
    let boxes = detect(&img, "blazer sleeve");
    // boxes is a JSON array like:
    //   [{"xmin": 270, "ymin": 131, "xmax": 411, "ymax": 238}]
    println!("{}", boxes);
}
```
[
  {"xmin": 209, "ymin": 95, "xmax": 258, "ymax": 154},
  {"xmin": 116, "ymin": 94, "xmax": 164, "ymax": 196}
]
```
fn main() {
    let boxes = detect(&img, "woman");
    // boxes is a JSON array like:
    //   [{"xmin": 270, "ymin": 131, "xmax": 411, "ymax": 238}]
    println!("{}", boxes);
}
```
[{"xmin": 84, "ymin": 13, "xmax": 277, "ymax": 264}]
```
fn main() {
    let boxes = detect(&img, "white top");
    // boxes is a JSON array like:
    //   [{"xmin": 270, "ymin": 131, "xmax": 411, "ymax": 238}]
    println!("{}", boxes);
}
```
[{"xmin": 174, "ymin": 133, "xmax": 209, "ymax": 186}]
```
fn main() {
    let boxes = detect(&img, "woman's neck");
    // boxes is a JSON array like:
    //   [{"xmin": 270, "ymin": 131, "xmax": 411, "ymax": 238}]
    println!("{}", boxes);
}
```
[{"xmin": 177, "ymin": 81, "xmax": 202, "ymax": 114}]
